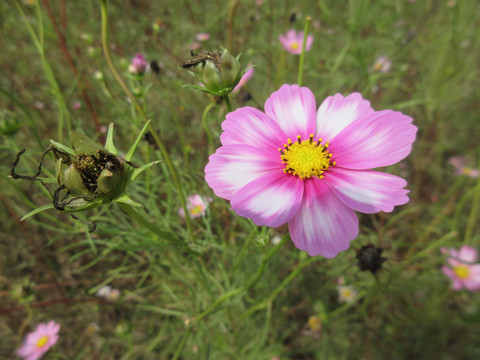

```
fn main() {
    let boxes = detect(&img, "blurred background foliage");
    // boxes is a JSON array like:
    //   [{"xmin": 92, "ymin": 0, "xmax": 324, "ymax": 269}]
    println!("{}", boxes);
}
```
[{"xmin": 1, "ymin": 0, "xmax": 480, "ymax": 359}]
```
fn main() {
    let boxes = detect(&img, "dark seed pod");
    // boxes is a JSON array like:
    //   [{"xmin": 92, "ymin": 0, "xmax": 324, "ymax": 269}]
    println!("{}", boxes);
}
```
[{"xmin": 356, "ymin": 244, "xmax": 386, "ymax": 274}]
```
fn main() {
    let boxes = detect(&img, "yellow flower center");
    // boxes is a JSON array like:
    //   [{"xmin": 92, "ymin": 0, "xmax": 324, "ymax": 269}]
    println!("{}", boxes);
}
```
[
  {"xmin": 291, "ymin": 42, "xmax": 299, "ymax": 50},
  {"xmin": 279, "ymin": 134, "xmax": 334, "ymax": 179},
  {"xmin": 36, "ymin": 336, "xmax": 49, "ymax": 348},
  {"xmin": 453, "ymin": 265, "xmax": 470, "ymax": 279},
  {"xmin": 190, "ymin": 205, "xmax": 203, "ymax": 215}
]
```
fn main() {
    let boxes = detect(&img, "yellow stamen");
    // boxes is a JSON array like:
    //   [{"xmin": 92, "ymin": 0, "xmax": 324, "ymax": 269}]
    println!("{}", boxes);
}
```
[
  {"xmin": 36, "ymin": 336, "xmax": 49, "ymax": 348},
  {"xmin": 453, "ymin": 265, "xmax": 470, "ymax": 279},
  {"xmin": 190, "ymin": 205, "xmax": 203, "ymax": 215},
  {"xmin": 291, "ymin": 42, "xmax": 299, "ymax": 50},
  {"xmin": 279, "ymin": 134, "xmax": 334, "ymax": 179}
]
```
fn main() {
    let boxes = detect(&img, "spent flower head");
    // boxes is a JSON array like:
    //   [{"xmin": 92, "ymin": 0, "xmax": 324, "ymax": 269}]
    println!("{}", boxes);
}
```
[
  {"xmin": 17, "ymin": 321, "xmax": 60, "ymax": 360},
  {"xmin": 279, "ymin": 30, "xmax": 313, "ymax": 55},
  {"xmin": 11, "ymin": 122, "xmax": 159, "ymax": 225},
  {"xmin": 205, "ymin": 84, "xmax": 416, "ymax": 257},
  {"xmin": 441, "ymin": 245, "xmax": 480, "ymax": 291}
]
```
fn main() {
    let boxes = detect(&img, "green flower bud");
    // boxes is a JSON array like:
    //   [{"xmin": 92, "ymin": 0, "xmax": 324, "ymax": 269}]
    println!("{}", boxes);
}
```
[
  {"xmin": 183, "ymin": 48, "xmax": 243, "ymax": 96},
  {"xmin": 218, "ymin": 48, "xmax": 241, "ymax": 89},
  {"xmin": 64, "ymin": 165, "xmax": 91, "ymax": 196}
]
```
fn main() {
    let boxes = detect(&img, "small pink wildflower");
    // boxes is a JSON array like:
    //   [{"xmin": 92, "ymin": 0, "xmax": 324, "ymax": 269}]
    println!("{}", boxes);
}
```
[
  {"xmin": 337, "ymin": 284, "xmax": 358, "ymax": 303},
  {"xmin": 232, "ymin": 66, "xmax": 255, "ymax": 93},
  {"xmin": 448, "ymin": 156, "xmax": 479, "ymax": 178},
  {"xmin": 442, "ymin": 245, "xmax": 480, "ymax": 291},
  {"xmin": 195, "ymin": 32, "xmax": 210, "ymax": 42},
  {"xmin": 279, "ymin": 30, "xmax": 313, "ymax": 55},
  {"xmin": 73, "ymin": 101, "xmax": 81, "ymax": 110},
  {"xmin": 96, "ymin": 285, "xmax": 120, "ymax": 300},
  {"xmin": 205, "ymin": 84, "xmax": 417, "ymax": 257},
  {"xmin": 372, "ymin": 55, "xmax": 392, "ymax": 73},
  {"xmin": 189, "ymin": 42, "xmax": 201, "ymax": 51},
  {"xmin": 179, "ymin": 195, "xmax": 212, "ymax": 219},
  {"xmin": 17, "ymin": 321, "xmax": 60, "ymax": 360},
  {"xmin": 128, "ymin": 53, "xmax": 148, "ymax": 75}
]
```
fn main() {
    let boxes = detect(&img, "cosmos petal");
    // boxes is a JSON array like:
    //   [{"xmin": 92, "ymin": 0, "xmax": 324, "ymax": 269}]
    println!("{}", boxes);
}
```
[
  {"xmin": 205, "ymin": 144, "xmax": 282, "ymax": 200},
  {"xmin": 325, "ymin": 167, "xmax": 409, "ymax": 213},
  {"xmin": 265, "ymin": 84, "xmax": 317, "ymax": 139},
  {"xmin": 458, "ymin": 245, "xmax": 478, "ymax": 263},
  {"xmin": 315, "ymin": 92, "xmax": 375, "ymax": 141},
  {"xmin": 289, "ymin": 178, "xmax": 359, "ymax": 258},
  {"xmin": 220, "ymin": 106, "xmax": 286, "ymax": 149},
  {"xmin": 231, "ymin": 171, "xmax": 304, "ymax": 227},
  {"xmin": 329, "ymin": 110, "xmax": 417, "ymax": 169}
]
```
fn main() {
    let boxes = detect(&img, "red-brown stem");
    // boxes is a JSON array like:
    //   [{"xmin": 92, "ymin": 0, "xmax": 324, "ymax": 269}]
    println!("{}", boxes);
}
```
[{"xmin": 0, "ymin": 297, "xmax": 113, "ymax": 315}]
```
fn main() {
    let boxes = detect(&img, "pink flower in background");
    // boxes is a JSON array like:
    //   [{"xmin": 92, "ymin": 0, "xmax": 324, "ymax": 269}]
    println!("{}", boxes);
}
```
[
  {"xmin": 442, "ymin": 245, "xmax": 480, "ymax": 291},
  {"xmin": 17, "ymin": 321, "xmax": 60, "ymax": 360},
  {"xmin": 73, "ymin": 101, "xmax": 81, "ymax": 110},
  {"xmin": 128, "ymin": 53, "xmax": 148, "ymax": 75},
  {"xmin": 179, "ymin": 194, "xmax": 212, "ymax": 219},
  {"xmin": 190, "ymin": 42, "xmax": 201, "ymax": 51},
  {"xmin": 448, "ymin": 156, "xmax": 479, "ymax": 178},
  {"xmin": 372, "ymin": 55, "xmax": 392, "ymax": 73},
  {"xmin": 195, "ymin": 32, "xmax": 210, "ymax": 42},
  {"xmin": 232, "ymin": 67, "xmax": 255, "ymax": 93},
  {"xmin": 279, "ymin": 30, "xmax": 313, "ymax": 55},
  {"xmin": 205, "ymin": 84, "xmax": 416, "ymax": 257}
]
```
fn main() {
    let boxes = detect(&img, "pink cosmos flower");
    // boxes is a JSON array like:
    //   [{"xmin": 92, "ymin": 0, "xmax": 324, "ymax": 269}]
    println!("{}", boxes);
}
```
[
  {"xmin": 441, "ymin": 245, "xmax": 480, "ymax": 291},
  {"xmin": 195, "ymin": 32, "xmax": 210, "ymax": 42},
  {"xmin": 205, "ymin": 84, "xmax": 417, "ymax": 257},
  {"xmin": 279, "ymin": 30, "xmax": 313, "ymax": 55},
  {"xmin": 129, "ymin": 53, "xmax": 148, "ymax": 75},
  {"xmin": 17, "ymin": 321, "xmax": 60, "ymax": 360},
  {"xmin": 179, "ymin": 194, "xmax": 212, "ymax": 219},
  {"xmin": 232, "ymin": 67, "xmax": 255, "ymax": 93},
  {"xmin": 372, "ymin": 55, "xmax": 392, "ymax": 73},
  {"xmin": 448, "ymin": 156, "xmax": 479, "ymax": 178}
]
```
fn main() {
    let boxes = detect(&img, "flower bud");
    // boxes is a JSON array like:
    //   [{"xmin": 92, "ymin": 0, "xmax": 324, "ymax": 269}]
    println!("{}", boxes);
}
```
[
  {"xmin": 218, "ymin": 48, "xmax": 241, "ymax": 89},
  {"xmin": 64, "ymin": 165, "xmax": 91, "ymax": 196},
  {"xmin": 183, "ymin": 48, "xmax": 243, "ymax": 96}
]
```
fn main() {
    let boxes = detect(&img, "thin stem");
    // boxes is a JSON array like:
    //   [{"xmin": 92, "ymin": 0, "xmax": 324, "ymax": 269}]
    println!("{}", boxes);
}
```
[
  {"xmin": 241, "ymin": 255, "xmax": 316, "ymax": 318},
  {"xmin": 118, "ymin": 203, "xmax": 198, "ymax": 255},
  {"xmin": 464, "ymin": 149, "xmax": 480, "ymax": 243},
  {"xmin": 201, "ymin": 101, "xmax": 216, "ymax": 152},
  {"xmin": 172, "ymin": 327, "xmax": 192, "ymax": 360},
  {"xmin": 297, "ymin": 16, "xmax": 311, "ymax": 87},
  {"xmin": 222, "ymin": 93, "xmax": 233, "ymax": 112},
  {"xmin": 100, "ymin": 0, "xmax": 194, "ymax": 241},
  {"xmin": 193, "ymin": 236, "xmax": 288, "ymax": 322}
]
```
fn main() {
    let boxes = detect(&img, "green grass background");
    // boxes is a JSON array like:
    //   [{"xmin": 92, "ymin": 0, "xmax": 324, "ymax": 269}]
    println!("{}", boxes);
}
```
[{"xmin": 1, "ymin": 0, "xmax": 480, "ymax": 359}]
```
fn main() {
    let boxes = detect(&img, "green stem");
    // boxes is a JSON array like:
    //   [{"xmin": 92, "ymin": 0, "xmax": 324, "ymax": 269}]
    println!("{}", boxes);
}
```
[
  {"xmin": 172, "ymin": 327, "xmax": 192, "ymax": 360},
  {"xmin": 201, "ymin": 101, "xmax": 216, "ymax": 152},
  {"xmin": 118, "ymin": 203, "xmax": 198, "ymax": 255},
  {"xmin": 297, "ymin": 16, "xmax": 311, "ymax": 86},
  {"xmin": 241, "ymin": 255, "xmax": 316, "ymax": 318},
  {"xmin": 222, "ymin": 93, "xmax": 233, "ymax": 112},
  {"xmin": 100, "ymin": 0, "xmax": 194, "ymax": 242},
  {"xmin": 464, "ymin": 149, "xmax": 480, "ymax": 243},
  {"xmin": 193, "ymin": 236, "xmax": 287, "ymax": 322},
  {"xmin": 16, "ymin": 1, "xmax": 70, "ymax": 142}
]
